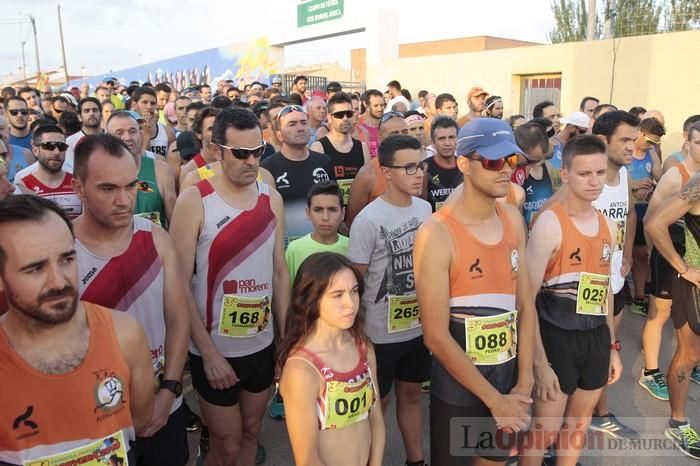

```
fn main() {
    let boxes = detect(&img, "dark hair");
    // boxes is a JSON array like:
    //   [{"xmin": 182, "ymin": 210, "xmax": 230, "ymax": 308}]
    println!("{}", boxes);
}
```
[
  {"xmin": 515, "ymin": 122, "xmax": 549, "ymax": 156},
  {"xmin": 508, "ymin": 114, "xmax": 525, "ymax": 127},
  {"xmin": 1, "ymin": 86, "xmax": 15, "ymax": 98},
  {"xmin": 379, "ymin": 134, "xmax": 422, "ymax": 166},
  {"xmin": 683, "ymin": 115, "xmax": 700, "ymax": 134},
  {"xmin": 418, "ymin": 90, "xmax": 429, "ymax": 99},
  {"xmin": 175, "ymin": 95, "xmax": 192, "ymax": 105},
  {"xmin": 579, "ymin": 96, "xmax": 600, "ymax": 111},
  {"xmin": 17, "ymin": 87, "xmax": 38, "ymax": 98},
  {"xmin": 78, "ymin": 97, "xmax": 101, "ymax": 113},
  {"xmin": 269, "ymin": 95, "xmax": 291, "ymax": 108},
  {"xmin": 687, "ymin": 122, "xmax": 700, "ymax": 142},
  {"xmin": 592, "ymin": 103, "xmax": 618, "ymax": 119},
  {"xmin": 361, "ymin": 89, "xmax": 383, "ymax": 105},
  {"xmin": 186, "ymin": 101, "xmax": 206, "ymax": 114},
  {"xmin": 387, "ymin": 80, "xmax": 401, "ymax": 90},
  {"xmin": 142, "ymin": 82, "xmax": 153, "ymax": 88},
  {"xmin": 5, "ymin": 96, "xmax": 28, "ymax": 109},
  {"xmin": 73, "ymin": 133, "xmax": 131, "ymax": 181},
  {"xmin": 306, "ymin": 180, "xmax": 343, "ymax": 208},
  {"xmin": 277, "ymin": 252, "xmax": 367, "ymax": 368},
  {"xmin": 58, "ymin": 112, "xmax": 81, "ymax": 137},
  {"xmin": 628, "ymin": 106, "xmax": 647, "ymax": 117},
  {"xmin": 435, "ymin": 93, "xmax": 456, "ymax": 110},
  {"xmin": 400, "ymin": 89, "xmax": 412, "ymax": 101},
  {"xmin": 101, "ymin": 99, "xmax": 115, "ymax": 109},
  {"xmin": 529, "ymin": 117, "xmax": 553, "ymax": 131},
  {"xmin": 52, "ymin": 95, "xmax": 69, "ymax": 106},
  {"xmin": 327, "ymin": 92, "xmax": 353, "ymax": 112},
  {"xmin": 154, "ymin": 83, "xmax": 171, "ymax": 94},
  {"xmin": 212, "ymin": 107, "xmax": 261, "ymax": 146},
  {"xmin": 640, "ymin": 117, "xmax": 666, "ymax": 138},
  {"xmin": 0, "ymin": 195, "xmax": 74, "ymax": 268},
  {"xmin": 132, "ymin": 86, "xmax": 156, "ymax": 103},
  {"xmin": 293, "ymin": 75, "xmax": 307, "ymax": 85},
  {"xmin": 125, "ymin": 84, "xmax": 139, "ymax": 97},
  {"xmin": 32, "ymin": 124, "xmax": 64, "ymax": 144},
  {"xmin": 430, "ymin": 115, "xmax": 459, "ymax": 140},
  {"xmin": 592, "ymin": 111, "xmax": 640, "ymax": 139},
  {"xmin": 200, "ymin": 84, "xmax": 211, "ymax": 91},
  {"xmin": 288, "ymin": 93, "xmax": 303, "ymax": 106},
  {"xmin": 95, "ymin": 85, "xmax": 110, "ymax": 95},
  {"xmin": 30, "ymin": 118, "xmax": 57, "ymax": 132},
  {"xmin": 562, "ymin": 134, "xmax": 607, "ymax": 169},
  {"xmin": 193, "ymin": 107, "xmax": 221, "ymax": 137},
  {"xmin": 532, "ymin": 100, "xmax": 555, "ymax": 118},
  {"xmin": 211, "ymin": 95, "xmax": 232, "ymax": 109},
  {"xmin": 252, "ymin": 101, "xmax": 270, "ymax": 118}
]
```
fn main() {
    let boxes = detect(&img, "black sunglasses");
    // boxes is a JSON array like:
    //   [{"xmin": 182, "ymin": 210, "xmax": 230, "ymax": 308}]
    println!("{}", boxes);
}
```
[
  {"xmin": 380, "ymin": 111, "xmax": 405, "ymax": 124},
  {"xmin": 37, "ymin": 141, "xmax": 69, "ymax": 151},
  {"xmin": 217, "ymin": 142, "xmax": 266, "ymax": 160},
  {"xmin": 331, "ymin": 110, "xmax": 355, "ymax": 119},
  {"xmin": 9, "ymin": 109, "xmax": 29, "ymax": 116}
]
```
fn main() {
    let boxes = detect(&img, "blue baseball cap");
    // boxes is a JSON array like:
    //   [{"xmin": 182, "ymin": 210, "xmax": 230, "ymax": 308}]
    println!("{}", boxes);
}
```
[{"xmin": 456, "ymin": 118, "xmax": 523, "ymax": 160}]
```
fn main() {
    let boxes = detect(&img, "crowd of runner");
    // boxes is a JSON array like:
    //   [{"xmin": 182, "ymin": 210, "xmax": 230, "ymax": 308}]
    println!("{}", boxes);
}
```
[{"xmin": 0, "ymin": 74, "xmax": 699, "ymax": 466}]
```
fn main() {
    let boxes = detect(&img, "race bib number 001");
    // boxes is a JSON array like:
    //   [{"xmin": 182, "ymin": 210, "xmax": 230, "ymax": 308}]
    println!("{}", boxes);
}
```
[
  {"xmin": 576, "ymin": 272, "xmax": 609, "ymax": 315},
  {"xmin": 464, "ymin": 311, "xmax": 518, "ymax": 366},
  {"xmin": 387, "ymin": 295, "xmax": 421, "ymax": 334},
  {"xmin": 24, "ymin": 431, "xmax": 129, "ymax": 466},
  {"xmin": 218, "ymin": 295, "xmax": 271, "ymax": 338},
  {"xmin": 324, "ymin": 378, "xmax": 373, "ymax": 429}
]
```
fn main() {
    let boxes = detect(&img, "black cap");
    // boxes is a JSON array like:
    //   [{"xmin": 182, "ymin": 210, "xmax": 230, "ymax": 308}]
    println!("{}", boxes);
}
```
[
  {"xmin": 176, "ymin": 131, "xmax": 200, "ymax": 160},
  {"xmin": 326, "ymin": 81, "xmax": 342, "ymax": 92}
]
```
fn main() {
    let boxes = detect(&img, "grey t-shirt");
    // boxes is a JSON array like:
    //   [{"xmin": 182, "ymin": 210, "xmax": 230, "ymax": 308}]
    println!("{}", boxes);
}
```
[{"xmin": 348, "ymin": 196, "xmax": 432, "ymax": 344}]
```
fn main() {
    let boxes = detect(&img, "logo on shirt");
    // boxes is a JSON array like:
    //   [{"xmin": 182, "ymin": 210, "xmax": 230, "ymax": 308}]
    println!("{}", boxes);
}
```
[
  {"xmin": 137, "ymin": 180, "xmax": 154, "ymax": 193},
  {"xmin": 223, "ymin": 279, "xmax": 269, "ymax": 294},
  {"xmin": 526, "ymin": 184, "xmax": 533, "ymax": 195},
  {"xmin": 569, "ymin": 248, "xmax": 582, "ymax": 265},
  {"xmin": 94, "ymin": 373, "xmax": 125, "ymax": 415},
  {"xmin": 312, "ymin": 167, "xmax": 330, "ymax": 183},
  {"xmin": 216, "ymin": 216, "xmax": 231, "ymax": 229},
  {"xmin": 601, "ymin": 242, "xmax": 611, "ymax": 264},
  {"xmin": 13, "ymin": 405, "xmax": 39, "ymax": 440},
  {"xmin": 335, "ymin": 166, "xmax": 345, "ymax": 178},
  {"xmin": 469, "ymin": 258, "xmax": 483, "ymax": 277},
  {"xmin": 276, "ymin": 171, "xmax": 290, "ymax": 188},
  {"xmin": 82, "ymin": 266, "xmax": 98, "ymax": 285},
  {"xmin": 510, "ymin": 248, "xmax": 519, "ymax": 273}
]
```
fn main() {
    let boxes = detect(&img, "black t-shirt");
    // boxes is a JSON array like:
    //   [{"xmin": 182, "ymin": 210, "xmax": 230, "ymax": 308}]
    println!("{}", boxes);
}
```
[
  {"xmin": 261, "ymin": 150, "xmax": 335, "ymax": 243},
  {"xmin": 318, "ymin": 136, "xmax": 365, "ymax": 205},
  {"xmin": 426, "ymin": 156, "xmax": 463, "ymax": 211}
]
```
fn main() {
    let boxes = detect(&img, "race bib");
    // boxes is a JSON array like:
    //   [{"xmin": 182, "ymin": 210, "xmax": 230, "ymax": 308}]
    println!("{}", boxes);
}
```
[
  {"xmin": 576, "ymin": 272, "xmax": 609, "ymax": 315},
  {"xmin": 387, "ymin": 294, "xmax": 421, "ymax": 334},
  {"xmin": 464, "ymin": 311, "xmax": 518, "ymax": 365},
  {"xmin": 197, "ymin": 164, "xmax": 216, "ymax": 180},
  {"xmin": 337, "ymin": 178, "xmax": 353, "ymax": 205},
  {"xmin": 218, "ymin": 295, "xmax": 271, "ymax": 337},
  {"xmin": 435, "ymin": 201, "xmax": 446, "ymax": 211},
  {"xmin": 135, "ymin": 211, "xmax": 161, "ymax": 226},
  {"xmin": 323, "ymin": 378, "xmax": 373, "ymax": 429},
  {"xmin": 24, "ymin": 431, "xmax": 129, "ymax": 466}
]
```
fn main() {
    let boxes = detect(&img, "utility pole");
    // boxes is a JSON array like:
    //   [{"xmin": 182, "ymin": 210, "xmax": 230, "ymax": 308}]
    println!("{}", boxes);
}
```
[
  {"xmin": 587, "ymin": 0, "xmax": 597, "ymax": 40},
  {"xmin": 20, "ymin": 41, "xmax": 27, "ymax": 82},
  {"xmin": 604, "ymin": 0, "xmax": 616, "ymax": 39},
  {"xmin": 28, "ymin": 15, "xmax": 41, "ymax": 75},
  {"xmin": 58, "ymin": 5, "xmax": 69, "ymax": 86}
]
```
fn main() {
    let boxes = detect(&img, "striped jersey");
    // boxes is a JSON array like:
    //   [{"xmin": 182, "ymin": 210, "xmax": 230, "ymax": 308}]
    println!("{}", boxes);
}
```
[{"xmin": 20, "ymin": 172, "xmax": 82, "ymax": 219}]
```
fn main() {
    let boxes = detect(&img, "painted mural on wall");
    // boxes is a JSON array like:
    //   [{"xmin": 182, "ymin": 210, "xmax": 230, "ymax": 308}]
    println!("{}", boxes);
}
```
[{"xmin": 70, "ymin": 38, "xmax": 282, "ymax": 90}]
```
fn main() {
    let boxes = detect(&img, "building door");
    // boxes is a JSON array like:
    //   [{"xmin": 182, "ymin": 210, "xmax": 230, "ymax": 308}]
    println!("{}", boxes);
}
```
[{"xmin": 520, "ymin": 74, "xmax": 561, "ymax": 119}]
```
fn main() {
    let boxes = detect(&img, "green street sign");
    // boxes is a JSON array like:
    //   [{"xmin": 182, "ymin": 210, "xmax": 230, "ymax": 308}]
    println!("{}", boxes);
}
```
[{"xmin": 297, "ymin": 0, "xmax": 344, "ymax": 28}]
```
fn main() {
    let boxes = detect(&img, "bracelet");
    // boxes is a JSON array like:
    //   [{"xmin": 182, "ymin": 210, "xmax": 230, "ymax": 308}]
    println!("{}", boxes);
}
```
[{"xmin": 678, "ymin": 265, "xmax": 689, "ymax": 278}]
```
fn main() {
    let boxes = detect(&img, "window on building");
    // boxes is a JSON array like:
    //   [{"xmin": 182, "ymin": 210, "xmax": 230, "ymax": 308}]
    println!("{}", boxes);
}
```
[{"xmin": 520, "ymin": 74, "xmax": 562, "ymax": 119}]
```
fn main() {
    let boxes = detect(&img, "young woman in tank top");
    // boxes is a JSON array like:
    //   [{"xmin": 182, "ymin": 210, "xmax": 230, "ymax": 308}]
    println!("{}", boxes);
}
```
[{"xmin": 279, "ymin": 252, "xmax": 384, "ymax": 466}]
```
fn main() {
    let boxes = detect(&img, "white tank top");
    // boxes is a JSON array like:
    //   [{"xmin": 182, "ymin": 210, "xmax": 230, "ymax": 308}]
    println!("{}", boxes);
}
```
[
  {"xmin": 592, "ymin": 166, "xmax": 629, "ymax": 293},
  {"xmin": 149, "ymin": 122, "xmax": 169, "ymax": 157},
  {"xmin": 191, "ymin": 180, "xmax": 276, "ymax": 358},
  {"xmin": 76, "ymin": 216, "xmax": 181, "ymax": 413}
]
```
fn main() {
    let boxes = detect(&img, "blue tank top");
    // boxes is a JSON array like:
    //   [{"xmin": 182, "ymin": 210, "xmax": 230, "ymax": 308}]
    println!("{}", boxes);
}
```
[
  {"xmin": 522, "ymin": 167, "xmax": 553, "ymax": 225},
  {"xmin": 6, "ymin": 144, "xmax": 30, "ymax": 182},
  {"xmin": 629, "ymin": 150, "xmax": 653, "ymax": 182},
  {"xmin": 549, "ymin": 138, "xmax": 563, "ymax": 169}
]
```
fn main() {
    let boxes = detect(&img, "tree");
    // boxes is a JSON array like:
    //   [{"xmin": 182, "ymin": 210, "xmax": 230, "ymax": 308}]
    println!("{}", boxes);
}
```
[
  {"xmin": 613, "ymin": 0, "xmax": 663, "ymax": 37},
  {"xmin": 665, "ymin": 0, "xmax": 700, "ymax": 32},
  {"xmin": 548, "ymin": 0, "xmax": 590, "ymax": 43}
]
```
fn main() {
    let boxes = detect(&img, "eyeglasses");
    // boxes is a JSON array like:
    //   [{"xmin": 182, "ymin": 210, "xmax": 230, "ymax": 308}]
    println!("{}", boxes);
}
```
[
  {"xmin": 466, "ymin": 153, "xmax": 519, "ymax": 171},
  {"xmin": 576, "ymin": 127, "xmax": 588, "ymax": 135},
  {"xmin": 383, "ymin": 159, "xmax": 427, "ymax": 175},
  {"xmin": 37, "ymin": 141, "xmax": 69, "ymax": 152},
  {"xmin": 331, "ymin": 110, "xmax": 355, "ymax": 119},
  {"xmin": 546, "ymin": 127, "xmax": 556, "ymax": 138},
  {"xmin": 8, "ymin": 109, "xmax": 29, "ymax": 116},
  {"xmin": 643, "ymin": 135, "xmax": 660, "ymax": 146},
  {"xmin": 275, "ymin": 105, "xmax": 306, "ymax": 122},
  {"xmin": 216, "ymin": 142, "xmax": 266, "ymax": 160}
]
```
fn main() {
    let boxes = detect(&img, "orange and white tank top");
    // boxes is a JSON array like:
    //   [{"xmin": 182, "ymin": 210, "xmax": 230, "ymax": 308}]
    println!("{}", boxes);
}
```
[
  {"xmin": 291, "ymin": 341, "xmax": 376, "ymax": 431},
  {"xmin": 537, "ymin": 203, "xmax": 612, "ymax": 331},
  {"xmin": 191, "ymin": 180, "xmax": 276, "ymax": 358},
  {"xmin": 0, "ymin": 303, "xmax": 135, "ymax": 465}
]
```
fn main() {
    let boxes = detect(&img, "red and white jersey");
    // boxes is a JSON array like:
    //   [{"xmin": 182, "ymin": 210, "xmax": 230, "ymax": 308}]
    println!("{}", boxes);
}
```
[
  {"xmin": 76, "ymin": 216, "xmax": 181, "ymax": 412},
  {"xmin": 20, "ymin": 172, "xmax": 82, "ymax": 219},
  {"xmin": 191, "ymin": 180, "xmax": 276, "ymax": 358}
]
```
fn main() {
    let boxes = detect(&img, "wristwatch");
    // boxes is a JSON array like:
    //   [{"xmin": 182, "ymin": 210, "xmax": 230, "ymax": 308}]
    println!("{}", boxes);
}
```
[
  {"xmin": 610, "ymin": 340, "xmax": 621, "ymax": 351},
  {"xmin": 159, "ymin": 379, "xmax": 183, "ymax": 397}
]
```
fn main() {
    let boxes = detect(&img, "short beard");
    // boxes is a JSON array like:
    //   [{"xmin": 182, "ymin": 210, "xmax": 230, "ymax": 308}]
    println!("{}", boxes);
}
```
[
  {"xmin": 10, "ymin": 122, "xmax": 27, "ymax": 131},
  {"xmin": 38, "ymin": 158, "xmax": 63, "ymax": 174},
  {"xmin": 6, "ymin": 284, "xmax": 78, "ymax": 328}
]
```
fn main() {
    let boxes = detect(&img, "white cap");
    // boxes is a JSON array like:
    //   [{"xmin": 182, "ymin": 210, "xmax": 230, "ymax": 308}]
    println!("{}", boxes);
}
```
[{"xmin": 560, "ymin": 111, "xmax": 591, "ymax": 129}]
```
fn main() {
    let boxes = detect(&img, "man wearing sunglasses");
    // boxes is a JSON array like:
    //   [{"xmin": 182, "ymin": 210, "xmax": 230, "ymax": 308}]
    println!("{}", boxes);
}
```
[
  {"xmin": 415, "ymin": 118, "xmax": 535, "ymax": 464},
  {"xmin": 349, "ymin": 134, "xmax": 432, "ymax": 466},
  {"xmin": 5, "ymin": 96, "xmax": 33, "ymax": 151},
  {"xmin": 0, "ymin": 114, "xmax": 34, "ymax": 183},
  {"xmin": 170, "ymin": 107, "xmax": 290, "ymax": 466},
  {"xmin": 514, "ymin": 122, "xmax": 554, "ymax": 226},
  {"xmin": 549, "ymin": 111, "xmax": 591, "ymax": 174},
  {"xmin": 15, "ymin": 124, "xmax": 81, "ymax": 219},
  {"xmin": 262, "ymin": 104, "xmax": 334, "ymax": 245}
]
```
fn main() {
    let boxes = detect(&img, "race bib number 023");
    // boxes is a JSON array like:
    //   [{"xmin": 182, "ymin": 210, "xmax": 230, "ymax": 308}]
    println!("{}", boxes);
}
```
[
  {"xmin": 464, "ymin": 311, "xmax": 518, "ymax": 366},
  {"xmin": 218, "ymin": 295, "xmax": 271, "ymax": 337},
  {"xmin": 576, "ymin": 272, "xmax": 609, "ymax": 315},
  {"xmin": 24, "ymin": 431, "xmax": 129, "ymax": 466},
  {"xmin": 387, "ymin": 295, "xmax": 421, "ymax": 334}
]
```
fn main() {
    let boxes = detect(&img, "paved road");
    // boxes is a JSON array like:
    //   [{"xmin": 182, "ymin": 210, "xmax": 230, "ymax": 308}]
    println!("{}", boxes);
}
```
[{"xmin": 184, "ymin": 307, "xmax": 699, "ymax": 465}]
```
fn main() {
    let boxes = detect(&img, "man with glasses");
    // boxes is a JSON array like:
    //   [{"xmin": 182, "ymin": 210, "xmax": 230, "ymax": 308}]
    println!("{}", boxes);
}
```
[
  {"xmin": 549, "ymin": 111, "xmax": 591, "ymax": 173},
  {"xmin": 49, "ymin": 95, "xmax": 70, "ymax": 120},
  {"xmin": 5, "ymin": 96, "xmax": 32, "ymax": 151},
  {"xmin": 15, "ymin": 124, "xmax": 81, "ymax": 219},
  {"xmin": 170, "ymin": 107, "xmax": 290, "ymax": 466},
  {"xmin": 349, "ymin": 134, "xmax": 432, "ymax": 466},
  {"xmin": 262, "ymin": 104, "xmax": 334, "ymax": 245},
  {"xmin": 414, "ymin": 118, "xmax": 535, "ymax": 464},
  {"xmin": 310, "ymin": 92, "xmax": 370, "ymax": 210},
  {"xmin": 0, "ymin": 113, "xmax": 33, "ymax": 182},
  {"xmin": 515, "ymin": 122, "xmax": 554, "ymax": 225}
]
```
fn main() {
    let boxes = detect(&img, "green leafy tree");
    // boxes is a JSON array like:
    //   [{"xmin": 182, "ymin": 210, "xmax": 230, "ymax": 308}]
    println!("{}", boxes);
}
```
[
  {"xmin": 549, "ymin": 0, "xmax": 590, "ymax": 43},
  {"xmin": 665, "ymin": 0, "xmax": 700, "ymax": 31},
  {"xmin": 613, "ymin": 0, "xmax": 662, "ymax": 36}
]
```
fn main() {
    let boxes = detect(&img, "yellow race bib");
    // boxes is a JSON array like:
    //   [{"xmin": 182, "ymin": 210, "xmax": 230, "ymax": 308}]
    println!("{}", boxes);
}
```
[
  {"xmin": 464, "ymin": 311, "xmax": 518, "ymax": 365},
  {"xmin": 197, "ymin": 164, "xmax": 216, "ymax": 180},
  {"xmin": 435, "ymin": 201, "xmax": 446, "ymax": 211},
  {"xmin": 323, "ymin": 377, "xmax": 373, "ymax": 429},
  {"xmin": 387, "ymin": 294, "xmax": 421, "ymax": 334},
  {"xmin": 218, "ymin": 295, "xmax": 271, "ymax": 337},
  {"xmin": 337, "ymin": 178, "xmax": 353, "ymax": 205},
  {"xmin": 576, "ymin": 272, "xmax": 609, "ymax": 315},
  {"xmin": 24, "ymin": 431, "xmax": 129, "ymax": 466}
]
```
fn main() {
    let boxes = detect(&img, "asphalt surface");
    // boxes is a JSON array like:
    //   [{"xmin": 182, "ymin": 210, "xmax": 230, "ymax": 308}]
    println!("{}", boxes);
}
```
[{"xmin": 184, "ymin": 307, "xmax": 700, "ymax": 465}]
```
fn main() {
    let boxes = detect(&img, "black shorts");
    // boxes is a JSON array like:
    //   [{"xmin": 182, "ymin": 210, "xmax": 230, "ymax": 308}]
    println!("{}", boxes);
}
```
[
  {"xmin": 134, "ymin": 403, "xmax": 189, "ymax": 466},
  {"xmin": 634, "ymin": 204, "xmax": 648, "ymax": 246},
  {"xmin": 430, "ymin": 394, "xmax": 515, "ymax": 464},
  {"xmin": 374, "ymin": 336, "xmax": 431, "ymax": 398},
  {"xmin": 613, "ymin": 289, "xmax": 625, "ymax": 316},
  {"xmin": 540, "ymin": 319, "xmax": 610, "ymax": 395},
  {"xmin": 650, "ymin": 245, "xmax": 685, "ymax": 299},
  {"xmin": 189, "ymin": 344, "xmax": 275, "ymax": 407},
  {"xmin": 671, "ymin": 277, "xmax": 700, "ymax": 335}
]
